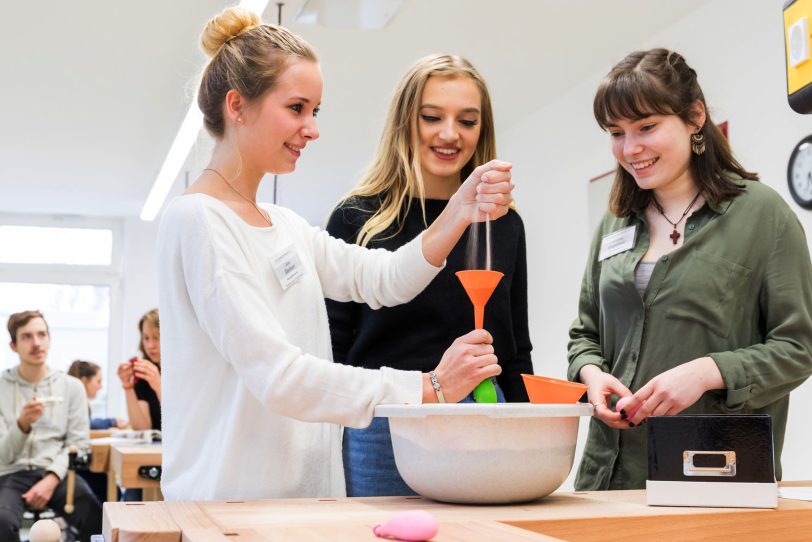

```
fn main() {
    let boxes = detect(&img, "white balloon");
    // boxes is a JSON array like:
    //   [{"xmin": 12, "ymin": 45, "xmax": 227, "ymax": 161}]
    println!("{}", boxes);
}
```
[{"xmin": 28, "ymin": 519, "xmax": 61, "ymax": 542}]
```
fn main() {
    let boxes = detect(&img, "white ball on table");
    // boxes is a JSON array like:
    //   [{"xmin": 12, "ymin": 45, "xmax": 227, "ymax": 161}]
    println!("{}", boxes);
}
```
[{"xmin": 28, "ymin": 519, "xmax": 62, "ymax": 542}]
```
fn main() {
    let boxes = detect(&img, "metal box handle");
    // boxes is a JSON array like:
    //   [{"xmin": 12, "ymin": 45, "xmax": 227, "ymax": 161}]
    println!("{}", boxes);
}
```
[{"xmin": 683, "ymin": 450, "xmax": 737, "ymax": 477}]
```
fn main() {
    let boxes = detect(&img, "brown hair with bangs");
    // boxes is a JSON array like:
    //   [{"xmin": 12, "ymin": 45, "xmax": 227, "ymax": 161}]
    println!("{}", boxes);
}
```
[{"xmin": 594, "ymin": 48, "xmax": 757, "ymax": 217}]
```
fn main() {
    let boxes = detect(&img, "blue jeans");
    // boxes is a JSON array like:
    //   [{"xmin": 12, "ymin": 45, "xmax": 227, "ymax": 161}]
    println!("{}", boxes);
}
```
[{"xmin": 343, "ymin": 378, "xmax": 505, "ymax": 497}]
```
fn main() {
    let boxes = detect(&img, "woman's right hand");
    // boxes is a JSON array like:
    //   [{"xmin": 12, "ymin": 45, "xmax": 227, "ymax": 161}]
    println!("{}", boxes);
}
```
[
  {"xmin": 421, "ymin": 160, "xmax": 513, "ymax": 268},
  {"xmin": 117, "ymin": 361, "xmax": 134, "ymax": 390},
  {"xmin": 449, "ymin": 160, "xmax": 514, "ymax": 224},
  {"xmin": 17, "ymin": 398, "xmax": 44, "ymax": 433},
  {"xmin": 430, "ymin": 329, "xmax": 501, "ymax": 403},
  {"xmin": 579, "ymin": 364, "xmax": 632, "ymax": 429}
]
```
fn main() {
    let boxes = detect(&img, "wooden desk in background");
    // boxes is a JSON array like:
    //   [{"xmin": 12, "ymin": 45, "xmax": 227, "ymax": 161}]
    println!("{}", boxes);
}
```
[
  {"xmin": 89, "ymin": 439, "xmax": 163, "ymax": 502},
  {"xmin": 110, "ymin": 442, "xmax": 163, "ymax": 501},
  {"xmin": 89, "ymin": 437, "xmax": 118, "ymax": 503},
  {"xmin": 101, "ymin": 487, "xmax": 812, "ymax": 541}
]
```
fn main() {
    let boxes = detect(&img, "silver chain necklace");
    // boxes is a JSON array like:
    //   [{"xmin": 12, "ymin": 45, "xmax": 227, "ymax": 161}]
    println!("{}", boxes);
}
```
[{"xmin": 204, "ymin": 168, "xmax": 272, "ymax": 226}]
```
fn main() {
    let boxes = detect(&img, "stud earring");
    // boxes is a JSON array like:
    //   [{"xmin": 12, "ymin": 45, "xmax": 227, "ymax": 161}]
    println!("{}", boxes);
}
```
[
  {"xmin": 691, "ymin": 132, "xmax": 705, "ymax": 155},
  {"xmin": 237, "ymin": 116, "xmax": 242, "ymax": 123}
]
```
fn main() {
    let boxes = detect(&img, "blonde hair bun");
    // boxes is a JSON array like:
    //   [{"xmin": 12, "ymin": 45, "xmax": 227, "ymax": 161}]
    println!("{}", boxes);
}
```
[{"xmin": 201, "ymin": 6, "xmax": 261, "ymax": 58}]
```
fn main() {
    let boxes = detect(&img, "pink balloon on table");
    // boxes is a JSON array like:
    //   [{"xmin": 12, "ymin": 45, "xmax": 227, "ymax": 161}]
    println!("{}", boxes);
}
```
[{"xmin": 372, "ymin": 510, "xmax": 439, "ymax": 541}]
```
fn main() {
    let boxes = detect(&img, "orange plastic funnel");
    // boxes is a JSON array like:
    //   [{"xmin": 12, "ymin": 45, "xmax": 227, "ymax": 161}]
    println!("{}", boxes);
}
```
[
  {"xmin": 521, "ymin": 374, "xmax": 588, "ymax": 404},
  {"xmin": 456, "ymin": 270, "xmax": 504, "ymax": 329}
]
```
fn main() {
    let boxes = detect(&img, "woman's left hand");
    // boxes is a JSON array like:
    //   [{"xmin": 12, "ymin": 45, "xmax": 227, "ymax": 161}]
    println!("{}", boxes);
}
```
[
  {"xmin": 623, "ymin": 356, "xmax": 724, "ymax": 426},
  {"xmin": 133, "ymin": 358, "xmax": 161, "ymax": 394},
  {"xmin": 451, "ymin": 160, "xmax": 514, "ymax": 223}
]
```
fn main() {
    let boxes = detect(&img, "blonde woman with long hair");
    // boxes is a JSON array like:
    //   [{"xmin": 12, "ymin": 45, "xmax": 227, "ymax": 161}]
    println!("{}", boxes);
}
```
[
  {"xmin": 326, "ymin": 54, "xmax": 532, "ymax": 496},
  {"xmin": 116, "ymin": 308, "xmax": 161, "ymax": 431},
  {"xmin": 156, "ymin": 9, "xmax": 515, "ymax": 501}
]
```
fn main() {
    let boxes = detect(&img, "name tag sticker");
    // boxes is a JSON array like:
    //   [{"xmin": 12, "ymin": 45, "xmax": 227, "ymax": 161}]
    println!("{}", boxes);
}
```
[
  {"xmin": 271, "ymin": 245, "xmax": 305, "ymax": 290},
  {"xmin": 598, "ymin": 225, "xmax": 637, "ymax": 261}
]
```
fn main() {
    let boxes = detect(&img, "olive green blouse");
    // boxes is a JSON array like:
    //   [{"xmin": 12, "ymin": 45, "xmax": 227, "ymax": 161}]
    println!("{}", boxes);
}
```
[{"xmin": 568, "ymin": 178, "xmax": 812, "ymax": 490}]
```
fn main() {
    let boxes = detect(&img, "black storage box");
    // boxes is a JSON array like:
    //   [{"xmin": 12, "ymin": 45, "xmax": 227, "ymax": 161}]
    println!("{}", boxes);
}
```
[{"xmin": 646, "ymin": 415, "xmax": 777, "ymax": 508}]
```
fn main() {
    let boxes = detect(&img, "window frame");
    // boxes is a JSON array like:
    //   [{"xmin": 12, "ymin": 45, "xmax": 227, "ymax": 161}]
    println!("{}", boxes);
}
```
[{"xmin": 0, "ymin": 212, "xmax": 124, "ymax": 416}]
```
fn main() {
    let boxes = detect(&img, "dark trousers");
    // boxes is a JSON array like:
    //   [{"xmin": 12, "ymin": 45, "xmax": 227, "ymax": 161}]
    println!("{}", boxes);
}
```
[
  {"xmin": 78, "ymin": 470, "xmax": 119, "ymax": 505},
  {"xmin": 0, "ymin": 469, "xmax": 102, "ymax": 542}
]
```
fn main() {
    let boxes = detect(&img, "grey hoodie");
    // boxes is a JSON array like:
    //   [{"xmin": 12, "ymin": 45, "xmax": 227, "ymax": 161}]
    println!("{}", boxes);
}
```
[{"xmin": 0, "ymin": 367, "xmax": 89, "ymax": 479}]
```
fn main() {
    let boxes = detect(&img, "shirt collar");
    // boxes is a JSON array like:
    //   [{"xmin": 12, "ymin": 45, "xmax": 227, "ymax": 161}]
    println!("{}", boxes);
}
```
[{"xmin": 708, "ymin": 174, "xmax": 746, "ymax": 215}]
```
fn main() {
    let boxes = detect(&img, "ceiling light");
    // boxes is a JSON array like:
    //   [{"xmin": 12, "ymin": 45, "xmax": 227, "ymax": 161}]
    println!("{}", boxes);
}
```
[
  {"xmin": 296, "ymin": 0, "xmax": 404, "ymax": 30},
  {"xmin": 140, "ymin": 0, "xmax": 270, "ymax": 222}
]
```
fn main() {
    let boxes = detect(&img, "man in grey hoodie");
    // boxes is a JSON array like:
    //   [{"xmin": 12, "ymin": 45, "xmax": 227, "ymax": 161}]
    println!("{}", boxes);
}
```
[{"xmin": 0, "ymin": 311, "xmax": 102, "ymax": 541}]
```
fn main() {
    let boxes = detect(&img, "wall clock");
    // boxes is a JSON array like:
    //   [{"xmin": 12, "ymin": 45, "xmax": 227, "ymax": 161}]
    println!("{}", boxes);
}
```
[{"xmin": 788, "ymin": 135, "xmax": 812, "ymax": 209}]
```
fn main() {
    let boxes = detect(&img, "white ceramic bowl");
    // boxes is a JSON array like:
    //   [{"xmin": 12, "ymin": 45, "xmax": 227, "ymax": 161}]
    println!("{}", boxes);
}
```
[{"xmin": 375, "ymin": 403, "xmax": 593, "ymax": 504}]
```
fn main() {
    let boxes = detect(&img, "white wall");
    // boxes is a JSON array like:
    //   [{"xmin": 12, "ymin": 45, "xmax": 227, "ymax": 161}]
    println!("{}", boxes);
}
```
[
  {"xmin": 502, "ymin": 0, "xmax": 812, "ymax": 487},
  {"xmin": 104, "ymin": 217, "xmax": 162, "ymax": 417}
]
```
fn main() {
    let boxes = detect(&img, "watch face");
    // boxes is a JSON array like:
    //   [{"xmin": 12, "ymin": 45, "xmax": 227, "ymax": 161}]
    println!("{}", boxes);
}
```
[{"xmin": 789, "ymin": 135, "xmax": 812, "ymax": 209}]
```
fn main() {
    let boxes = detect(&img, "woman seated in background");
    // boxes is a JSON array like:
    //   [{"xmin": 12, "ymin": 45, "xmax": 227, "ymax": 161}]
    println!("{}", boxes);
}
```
[
  {"xmin": 68, "ymin": 359, "xmax": 126, "ymax": 503},
  {"xmin": 326, "ymin": 53, "xmax": 532, "ymax": 497},
  {"xmin": 68, "ymin": 360, "xmax": 128, "ymax": 430},
  {"xmin": 117, "ymin": 308, "xmax": 161, "ymax": 432}
]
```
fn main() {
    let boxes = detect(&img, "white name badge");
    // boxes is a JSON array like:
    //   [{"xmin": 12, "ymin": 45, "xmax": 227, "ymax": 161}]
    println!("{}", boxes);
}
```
[
  {"xmin": 598, "ymin": 225, "xmax": 637, "ymax": 261},
  {"xmin": 271, "ymin": 245, "xmax": 305, "ymax": 290}
]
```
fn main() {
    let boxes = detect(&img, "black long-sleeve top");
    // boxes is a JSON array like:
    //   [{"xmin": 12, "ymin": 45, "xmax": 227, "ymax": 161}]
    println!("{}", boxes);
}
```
[{"xmin": 325, "ymin": 196, "xmax": 533, "ymax": 401}]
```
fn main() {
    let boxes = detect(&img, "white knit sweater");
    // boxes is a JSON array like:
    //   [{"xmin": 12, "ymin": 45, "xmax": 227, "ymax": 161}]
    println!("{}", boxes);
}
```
[{"xmin": 156, "ymin": 195, "xmax": 441, "ymax": 500}]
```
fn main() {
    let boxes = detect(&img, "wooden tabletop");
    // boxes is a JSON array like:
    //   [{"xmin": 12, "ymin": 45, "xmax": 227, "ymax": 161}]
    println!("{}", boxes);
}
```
[{"xmin": 102, "ymin": 489, "xmax": 812, "ymax": 541}]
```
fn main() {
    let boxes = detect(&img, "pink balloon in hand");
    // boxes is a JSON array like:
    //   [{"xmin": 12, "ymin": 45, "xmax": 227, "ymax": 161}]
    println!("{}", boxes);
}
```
[
  {"xmin": 616, "ymin": 396, "xmax": 643, "ymax": 420},
  {"xmin": 372, "ymin": 510, "xmax": 439, "ymax": 541}
]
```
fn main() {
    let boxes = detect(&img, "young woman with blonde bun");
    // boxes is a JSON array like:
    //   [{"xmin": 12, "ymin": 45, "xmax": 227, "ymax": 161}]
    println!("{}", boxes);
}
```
[
  {"xmin": 326, "ymin": 54, "xmax": 532, "ymax": 497},
  {"xmin": 156, "ymin": 7, "xmax": 515, "ymax": 501}
]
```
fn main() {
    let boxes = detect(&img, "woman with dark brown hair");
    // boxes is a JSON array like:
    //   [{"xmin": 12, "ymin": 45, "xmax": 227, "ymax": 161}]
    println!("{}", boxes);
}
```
[
  {"xmin": 568, "ymin": 48, "xmax": 812, "ymax": 490},
  {"xmin": 67, "ymin": 360, "xmax": 127, "ymax": 430}
]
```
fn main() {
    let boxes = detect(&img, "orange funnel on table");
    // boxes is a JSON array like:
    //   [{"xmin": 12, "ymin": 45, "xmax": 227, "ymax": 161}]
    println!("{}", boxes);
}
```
[{"xmin": 456, "ymin": 270, "xmax": 504, "ymax": 329}]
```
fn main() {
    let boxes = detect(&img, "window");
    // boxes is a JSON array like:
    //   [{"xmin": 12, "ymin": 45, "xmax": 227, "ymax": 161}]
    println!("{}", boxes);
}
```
[
  {"xmin": 0, "ymin": 283, "xmax": 111, "ymax": 374},
  {"xmin": 0, "ymin": 215, "xmax": 121, "ymax": 417},
  {"xmin": 0, "ymin": 225, "xmax": 113, "ymax": 265}
]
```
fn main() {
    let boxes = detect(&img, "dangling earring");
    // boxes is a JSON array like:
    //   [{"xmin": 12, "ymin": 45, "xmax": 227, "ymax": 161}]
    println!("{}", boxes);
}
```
[{"xmin": 691, "ymin": 132, "xmax": 705, "ymax": 155}]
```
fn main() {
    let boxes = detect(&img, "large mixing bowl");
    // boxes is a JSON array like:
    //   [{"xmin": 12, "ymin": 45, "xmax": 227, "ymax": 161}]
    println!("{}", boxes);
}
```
[{"xmin": 374, "ymin": 403, "xmax": 593, "ymax": 504}]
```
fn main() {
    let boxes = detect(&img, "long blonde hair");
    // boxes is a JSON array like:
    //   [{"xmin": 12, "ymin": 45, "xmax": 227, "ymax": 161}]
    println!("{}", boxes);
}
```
[
  {"xmin": 138, "ymin": 308, "xmax": 160, "ymax": 362},
  {"xmin": 341, "ymin": 54, "xmax": 497, "ymax": 247}
]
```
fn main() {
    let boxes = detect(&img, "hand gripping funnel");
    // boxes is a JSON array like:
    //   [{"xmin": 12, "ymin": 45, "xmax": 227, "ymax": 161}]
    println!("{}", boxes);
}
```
[{"xmin": 456, "ymin": 270, "xmax": 504, "ymax": 403}]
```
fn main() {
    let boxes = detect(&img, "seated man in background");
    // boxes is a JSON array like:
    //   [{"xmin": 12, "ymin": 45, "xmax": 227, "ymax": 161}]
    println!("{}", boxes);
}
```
[{"xmin": 0, "ymin": 311, "xmax": 102, "ymax": 542}]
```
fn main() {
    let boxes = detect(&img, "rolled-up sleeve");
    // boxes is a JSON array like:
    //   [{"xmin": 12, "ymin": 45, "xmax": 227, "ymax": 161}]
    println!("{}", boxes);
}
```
[{"xmin": 710, "ymin": 211, "xmax": 812, "ymax": 411}]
